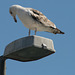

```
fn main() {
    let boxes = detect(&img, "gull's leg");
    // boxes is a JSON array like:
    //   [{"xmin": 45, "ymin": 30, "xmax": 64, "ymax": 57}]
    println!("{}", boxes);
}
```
[
  {"xmin": 35, "ymin": 28, "xmax": 37, "ymax": 35},
  {"xmin": 29, "ymin": 29, "xmax": 31, "ymax": 36}
]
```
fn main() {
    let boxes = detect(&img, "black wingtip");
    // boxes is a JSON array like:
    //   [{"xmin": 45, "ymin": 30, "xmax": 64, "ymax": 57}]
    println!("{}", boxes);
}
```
[
  {"xmin": 55, "ymin": 28, "xmax": 65, "ymax": 34},
  {"xmin": 60, "ymin": 31, "xmax": 65, "ymax": 34}
]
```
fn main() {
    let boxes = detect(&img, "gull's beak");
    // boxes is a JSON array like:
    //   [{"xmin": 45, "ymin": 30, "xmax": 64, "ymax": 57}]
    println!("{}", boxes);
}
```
[
  {"xmin": 13, "ymin": 16, "xmax": 17, "ymax": 23},
  {"xmin": 9, "ymin": 9, "xmax": 17, "ymax": 23}
]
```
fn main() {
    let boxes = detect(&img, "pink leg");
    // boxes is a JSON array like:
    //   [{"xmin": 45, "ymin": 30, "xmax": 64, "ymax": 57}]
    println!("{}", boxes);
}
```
[
  {"xmin": 35, "ymin": 28, "xmax": 37, "ymax": 35},
  {"xmin": 29, "ymin": 29, "xmax": 31, "ymax": 36}
]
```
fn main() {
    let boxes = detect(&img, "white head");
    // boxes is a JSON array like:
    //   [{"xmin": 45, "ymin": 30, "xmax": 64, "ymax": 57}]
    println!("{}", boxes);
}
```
[{"xmin": 9, "ymin": 5, "xmax": 20, "ymax": 23}]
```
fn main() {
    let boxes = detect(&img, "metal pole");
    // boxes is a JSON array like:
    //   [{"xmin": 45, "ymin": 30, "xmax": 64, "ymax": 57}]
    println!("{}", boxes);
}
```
[{"xmin": 0, "ymin": 56, "xmax": 6, "ymax": 75}]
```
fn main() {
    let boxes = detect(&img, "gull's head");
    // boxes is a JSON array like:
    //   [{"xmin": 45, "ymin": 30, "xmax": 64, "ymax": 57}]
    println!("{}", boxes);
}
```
[{"xmin": 9, "ymin": 5, "xmax": 18, "ymax": 23}]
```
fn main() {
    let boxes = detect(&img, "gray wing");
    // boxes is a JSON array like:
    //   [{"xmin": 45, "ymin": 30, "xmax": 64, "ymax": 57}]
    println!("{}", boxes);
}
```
[{"xmin": 29, "ymin": 8, "xmax": 56, "ymax": 28}]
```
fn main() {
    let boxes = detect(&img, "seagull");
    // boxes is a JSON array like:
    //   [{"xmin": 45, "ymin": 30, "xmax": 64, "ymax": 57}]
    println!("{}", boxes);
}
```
[{"xmin": 9, "ymin": 5, "xmax": 64, "ymax": 36}]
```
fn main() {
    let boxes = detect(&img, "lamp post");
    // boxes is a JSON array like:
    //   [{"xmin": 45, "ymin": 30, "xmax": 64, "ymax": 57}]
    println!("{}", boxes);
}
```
[
  {"xmin": 0, "ymin": 35, "xmax": 55, "ymax": 75},
  {"xmin": 0, "ymin": 56, "xmax": 6, "ymax": 75}
]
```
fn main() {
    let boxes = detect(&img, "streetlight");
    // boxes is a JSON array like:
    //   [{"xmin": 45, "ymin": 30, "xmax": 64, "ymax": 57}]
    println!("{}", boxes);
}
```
[{"xmin": 0, "ymin": 35, "xmax": 55, "ymax": 75}]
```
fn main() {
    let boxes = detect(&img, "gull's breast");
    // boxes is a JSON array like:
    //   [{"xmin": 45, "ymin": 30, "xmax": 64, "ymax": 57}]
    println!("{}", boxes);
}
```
[{"xmin": 17, "ymin": 10, "xmax": 47, "ymax": 31}]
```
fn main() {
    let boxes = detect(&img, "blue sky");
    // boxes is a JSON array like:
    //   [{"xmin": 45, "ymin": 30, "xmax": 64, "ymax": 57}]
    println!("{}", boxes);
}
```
[{"xmin": 0, "ymin": 0, "xmax": 75, "ymax": 75}]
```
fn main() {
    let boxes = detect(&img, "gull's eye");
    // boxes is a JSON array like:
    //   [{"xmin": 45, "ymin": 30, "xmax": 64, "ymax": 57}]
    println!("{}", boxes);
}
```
[{"xmin": 10, "ymin": 11, "xmax": 13, "ymax": 14}]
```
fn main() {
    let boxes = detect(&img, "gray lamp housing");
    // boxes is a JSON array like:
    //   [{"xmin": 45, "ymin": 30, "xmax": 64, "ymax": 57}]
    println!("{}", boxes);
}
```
[{"xmin": 3, "ymin": 35, "xmax": 55, "ymax": 62}]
